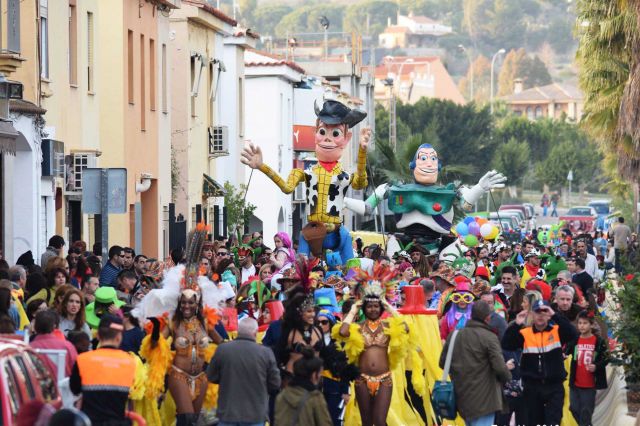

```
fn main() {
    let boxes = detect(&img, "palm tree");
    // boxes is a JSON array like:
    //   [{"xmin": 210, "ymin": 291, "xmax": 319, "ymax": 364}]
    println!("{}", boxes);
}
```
[{"xmin": 576, "ymin": 0, "xmax": 639, "ymax": 180}]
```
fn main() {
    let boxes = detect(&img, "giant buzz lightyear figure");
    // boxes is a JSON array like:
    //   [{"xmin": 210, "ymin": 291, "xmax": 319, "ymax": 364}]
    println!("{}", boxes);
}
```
[
  {"xmin": 241, "ymin": 98, "xmax": 370, "ymax": 262},
  {"xmin": 345, "ymin": 143, "xmax": 506, "ymax": 258}
]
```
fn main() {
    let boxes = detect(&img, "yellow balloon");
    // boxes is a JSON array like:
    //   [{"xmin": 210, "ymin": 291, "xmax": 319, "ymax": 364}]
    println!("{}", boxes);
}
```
[{"xmin": 487, "ymin": 226, "xmax": 500, "ymax": 240}]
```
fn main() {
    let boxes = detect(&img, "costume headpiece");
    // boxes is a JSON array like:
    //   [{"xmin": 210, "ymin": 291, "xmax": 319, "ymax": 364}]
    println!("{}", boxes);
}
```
[
  {"xmin": 132, "ymin": 222, "xmax": 234, "ymax": 322},
  {"xmin": 314, "ymin": 99, "xmax": 367, "ymax": 128},
  {"xmin": 357, "ymin": 263, "xmax": 397, "ymax": 302}
]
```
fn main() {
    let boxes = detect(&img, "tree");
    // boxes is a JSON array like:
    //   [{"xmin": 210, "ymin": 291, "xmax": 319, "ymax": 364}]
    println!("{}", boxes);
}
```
[
  {"xmin": 494, "ymin": 116, "xmax": 550, "ymax": 163},
  {"xmin": 251, "ymin": 4, "xmax": 293, "ymax": 36},
  {"xmin": 343, "ymin": 0, "xmax": 398, "ymax": 39},
  {"xmin": 275, "ymin": 4, "xmax": 345, "ymax": 37},
  {"xmin": 497, "ymin": 49, "xmax": 551, "ymax": 96},
  {"xmin": 395, "ymin": 98, "xmax": 494, "ymax": 182},
  {"xmin": 491, "ymin": 138, "xmax": 529, "ymax": 196},
  {"xmin": 223, "ymin": 182, "xmax": 257, "ymax": 236},
  {"xmin": 576, "ymin": 0, "xmax": 638, "ymax": 181},
  {"xmin": 497, "ymin": 48, "xmax": 527, "ymax": 96},
  {"xmin": 458, "ymin": 54, "xmax": 491, "ymax": 103},
  {"xmin": 534, "ymin": 137, "xmax": 600, "ymax": 190},
  {"xmin": 237, "ymin": 0, "xmax": 257, "ymax": 27}
]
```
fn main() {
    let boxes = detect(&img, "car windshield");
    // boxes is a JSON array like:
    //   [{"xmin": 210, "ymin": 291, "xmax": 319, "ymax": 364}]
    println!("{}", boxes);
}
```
[
  {"xmin": 568, "ymin": 207, "xmax": 592, "ymax": 216},
  {"xmin": 589, "ymin": 204, "xmax": 610, "ymax": 214}
]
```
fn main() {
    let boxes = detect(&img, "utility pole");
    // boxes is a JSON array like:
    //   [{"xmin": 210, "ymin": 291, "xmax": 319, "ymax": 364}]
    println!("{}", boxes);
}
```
[{"xmin": 490, "ymin": 48, "xmax": 506, "ymax": 114}]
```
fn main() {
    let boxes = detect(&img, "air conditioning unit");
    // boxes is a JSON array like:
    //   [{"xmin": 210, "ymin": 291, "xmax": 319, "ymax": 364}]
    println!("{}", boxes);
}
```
[
  {"xmin": 293, "ymin": 183, "xmax": 305, "ymax": 202},
  {"xmin": 41, "ymin": 139, "xmax": 64, "ymax": 178},
  {"xmin": 208, "ymin": 126, "xmax": 229, "ymax": 157},
  {"xmin": 65, "ymin": 152, "xmax": 97, "ymax": 193}
]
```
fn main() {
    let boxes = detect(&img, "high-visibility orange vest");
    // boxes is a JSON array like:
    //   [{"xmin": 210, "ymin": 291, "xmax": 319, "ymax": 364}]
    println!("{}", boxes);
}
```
[
  {"xmin": 76, "ymin": 348, "xmax": 136, "ymax": 392},
  {"xmin": 520, "ymin": 324, "xmax": 561, "ymax": 355}
]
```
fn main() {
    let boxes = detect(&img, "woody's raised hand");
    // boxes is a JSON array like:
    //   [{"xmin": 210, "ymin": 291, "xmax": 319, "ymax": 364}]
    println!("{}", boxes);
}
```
[
  {"xmin": 240, "ymin": 143, "xmax": 263, "ymax": 169},
  {"xmin": 359, "ymin": 127, "xmax": 372, "ymax": 150}
]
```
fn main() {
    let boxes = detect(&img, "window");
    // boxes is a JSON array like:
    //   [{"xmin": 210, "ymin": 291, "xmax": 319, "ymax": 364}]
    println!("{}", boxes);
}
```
[
  {"xmin": 526, "ymin": 106, "xmax": 534, "ymax": 120},
  {"xmin": 70, "ymin": 153, "xmax": 96, "ymax": 191},
  {"xmin": 7, "ymin": 0, "xmax": 21, "ymax": 53},
  {"xmin": 14, "ymin": 356, "xmax": 35, "ymax": 399},
  {"xmin": 128, "ymin": 30, "xmax": 134, "ymax": 103},
  {"xmin": 149, "ymin": 38, "xmax": 156, "ymax": 111},
  {"xmin": 69, "ymin": 1, "xmax": 78, "ymax": 84},
  {"xmin": 40, "ymin": 0, "xmax": 49, "ymax": 78},
  {"xmin": 27, "ymin": 352, "xmax": 58, "ymax": 402},
  {"xmin": 87, "ymin": 12, "xmax": 94, "ymax": 91},
  {"xmin": 3, "ymin": 361, "xmax": 21, "ymax": 416},
  {"xmin": 162, "ymin": 44, "xmax": 167, "ymax": 113},
  {"xmin": 535, "ymin": 106, "xmax": 543, "ymax": 119},
  {"xmin": 140, "ymin": 34, "xmax": 145, "ymax": 130}
]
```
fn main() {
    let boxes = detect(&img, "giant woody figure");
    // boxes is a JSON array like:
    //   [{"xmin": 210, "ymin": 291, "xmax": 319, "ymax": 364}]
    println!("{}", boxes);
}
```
[{"xmin": 241, "ymin": 98, "xmax": 370, "ymax": 262}]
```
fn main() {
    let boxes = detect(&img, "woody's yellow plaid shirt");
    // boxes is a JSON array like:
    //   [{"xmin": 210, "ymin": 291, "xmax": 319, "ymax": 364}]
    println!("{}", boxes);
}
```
[{"xmin": 258, "ymin": 147, "xmax": 368, "ymax": 224}]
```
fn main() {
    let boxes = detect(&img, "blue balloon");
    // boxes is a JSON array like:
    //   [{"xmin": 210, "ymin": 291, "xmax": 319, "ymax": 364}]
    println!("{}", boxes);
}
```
[
  {"xmin": 463, "ymin": 217, "xmax": 475, "ymax": 225},
  {"xmin": 456, "ymin": 222, "xmax": 469, "ymax": 236}
]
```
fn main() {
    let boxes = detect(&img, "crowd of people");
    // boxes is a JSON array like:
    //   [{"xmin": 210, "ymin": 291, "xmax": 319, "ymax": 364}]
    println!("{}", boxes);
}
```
[{"xmin": 0, "ymin": 213, "xmax": 632, "ymax": 426}]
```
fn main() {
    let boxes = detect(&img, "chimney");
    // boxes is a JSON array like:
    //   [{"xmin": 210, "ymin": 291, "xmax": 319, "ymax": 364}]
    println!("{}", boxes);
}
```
[{"xmin": 514, "ymin": 78, "xmax": 524, "ymax": 94}]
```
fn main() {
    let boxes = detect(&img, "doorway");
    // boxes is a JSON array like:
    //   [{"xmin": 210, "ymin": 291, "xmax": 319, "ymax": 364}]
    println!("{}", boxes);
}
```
[{"xmin": 69, "ymin": 200, "xmax": 82, "ymax": 243}]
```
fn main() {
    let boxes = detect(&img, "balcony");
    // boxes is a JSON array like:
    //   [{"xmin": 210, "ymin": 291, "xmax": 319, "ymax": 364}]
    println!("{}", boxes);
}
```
[
  {"xmin": 0, "ymin": 0, "xmax": 24, "ymax": 77},
  {"xmin": 0, "ymin": 52, "xmax": 24, "ymax": 77}
]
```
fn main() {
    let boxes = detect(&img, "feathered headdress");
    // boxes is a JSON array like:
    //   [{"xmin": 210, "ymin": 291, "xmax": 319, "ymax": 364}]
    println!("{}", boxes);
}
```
[
  {"xmin": 180, "ymin": 222, "xmax": 212, "ymax": 302},
  {"xmin": 282, "ymin": 256, "xmax": 320, "ymax": 314},
  {"xmin": 356, "ymin": 263, "xmax": 398, "ymax": 302}
]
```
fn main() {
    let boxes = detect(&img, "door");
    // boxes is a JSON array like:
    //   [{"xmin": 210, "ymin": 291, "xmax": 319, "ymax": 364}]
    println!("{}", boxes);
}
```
[{"xmin": 69, "ymin": 200, "xmax": 82, "ymax": 243}]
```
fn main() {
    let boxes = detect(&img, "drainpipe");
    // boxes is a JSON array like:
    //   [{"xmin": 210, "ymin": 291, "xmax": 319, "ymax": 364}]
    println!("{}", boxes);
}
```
[{"xmin": 135, "ymin": 173, "xmax": 152, "ymax": 254}]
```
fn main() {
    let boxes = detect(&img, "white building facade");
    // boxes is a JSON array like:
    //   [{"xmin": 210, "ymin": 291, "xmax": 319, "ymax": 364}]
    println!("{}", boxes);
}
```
[{"xmin": 243, "ymin": 50, "xmax": 304, "ymax": 239}]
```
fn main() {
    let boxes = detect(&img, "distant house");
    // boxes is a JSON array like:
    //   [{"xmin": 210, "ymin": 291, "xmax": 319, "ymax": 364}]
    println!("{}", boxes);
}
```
[
  {"xmin": 374, "ymin": 56, "xmax": 465, "ymax": 105},
  {"xmin": 379, "ymin": 13, "xmax": 452, "ymax": 49},
  {"xmin": 502, "ymin": 80, "xmax": 584, "ymax": 121}
]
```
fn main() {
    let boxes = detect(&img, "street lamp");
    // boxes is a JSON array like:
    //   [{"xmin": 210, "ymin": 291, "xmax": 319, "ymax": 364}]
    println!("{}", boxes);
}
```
[
  {"xmin": 0, "ymin": 73, "xmax": 23, "ymax": 119},
  {"xmin": 458, "ymin": 44, "xmax": 474, "ymax": 101},
  {"xmin": 381, "ymin": 77, "xmax": 395, "ymax": 150},
  {"xmin": 319, "ymin": 16, "xmax": 330, "ymax": 60},
  {"xmin": 490, "ymin": 48, "xmax": 506, "ymax": 114}
]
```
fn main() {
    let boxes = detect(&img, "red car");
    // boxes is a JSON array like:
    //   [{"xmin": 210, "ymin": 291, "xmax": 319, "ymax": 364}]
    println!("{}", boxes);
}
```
[
  {"xmin": 0, "ymin": 337, "xmax": 62, "ymax": 425},
  {"xmin": 559, "ymin": 206, "xmax": 597, "ymax": 234}
]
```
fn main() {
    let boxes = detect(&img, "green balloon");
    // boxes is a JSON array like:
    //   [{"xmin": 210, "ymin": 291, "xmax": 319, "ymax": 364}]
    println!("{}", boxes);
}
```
[{"xmin": 464, "ymin": 235, "xmax": 479, "ymax": 247}]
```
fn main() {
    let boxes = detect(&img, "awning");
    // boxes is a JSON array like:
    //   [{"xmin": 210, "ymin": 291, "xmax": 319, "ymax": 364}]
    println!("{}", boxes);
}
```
[
  {"xmin": 0, "ymin": 119, "xmax": 19, "ymax": 155},
  {"xmin": 203, "ymin": 173, "xmax": 226, "ymax": 198}
]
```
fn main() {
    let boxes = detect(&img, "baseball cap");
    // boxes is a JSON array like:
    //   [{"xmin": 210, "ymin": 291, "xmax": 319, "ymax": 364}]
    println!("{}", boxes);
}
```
[{"xmin": 532, "ymin": 300, "xmax": 551, "ymax": 312}]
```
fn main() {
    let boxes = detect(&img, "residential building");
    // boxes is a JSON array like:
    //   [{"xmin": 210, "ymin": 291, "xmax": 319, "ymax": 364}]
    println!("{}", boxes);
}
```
[
  {"xmin": 374, "ymin": 56, "xmax": 466, "ymax": 105},
  {"xmin": 38, "ymin": 0, "xmax": 101, "ymax": 250},
  {"xmin": 243, "ymin": 50, "xmax": 305, "ymax": 239},
  {"xmin": 379, "ymin": 13, "xmax": 452, "ymax": 49},
  {"xmin": 502, "ymin": 80, "xmax": 584, "ymax": 122},
  {"xmin": 169, "ymin": 0, "xmax": 239, "ymax": 238},
  {"xmin": 0, "ymin": 0, "xmax": 50, "ymax": 264},
  {"xmin": 97, "ymin": 0, "xmax": 178, "ymax": 259},
  {"xmin": 214, "ymin": 28, "xmax": 257, "ymax": 237}
]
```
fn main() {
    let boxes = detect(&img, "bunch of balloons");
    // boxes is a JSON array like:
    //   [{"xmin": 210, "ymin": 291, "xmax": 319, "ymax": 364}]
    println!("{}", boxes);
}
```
[{"xmin": 454, "ymin": 216, "xmax": 500, "ymax": 247}]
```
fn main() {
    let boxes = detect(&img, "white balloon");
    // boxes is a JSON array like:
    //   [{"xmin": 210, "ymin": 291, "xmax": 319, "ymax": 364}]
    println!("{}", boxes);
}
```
[{"xmin": 480, "ymin": 223, "xmax": 494, "ymax": 238}]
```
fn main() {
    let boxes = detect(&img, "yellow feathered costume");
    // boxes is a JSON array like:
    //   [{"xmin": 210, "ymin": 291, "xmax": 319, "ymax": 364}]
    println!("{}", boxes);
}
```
[{"xmin": 332, "ymin": 315, "xmax": 430, "ymax": 426}]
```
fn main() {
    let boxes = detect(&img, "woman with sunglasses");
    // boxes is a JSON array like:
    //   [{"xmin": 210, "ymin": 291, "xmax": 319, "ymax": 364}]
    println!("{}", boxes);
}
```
[{"xmin": 439, "ymin": 278, "xmax": 475, "ymax": 341}]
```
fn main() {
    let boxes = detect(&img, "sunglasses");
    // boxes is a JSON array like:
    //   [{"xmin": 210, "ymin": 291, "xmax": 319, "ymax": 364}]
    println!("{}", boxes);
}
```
[
  {"xmin": 317, "ymin": 320, "xmax": 330, "ymax": 325},
  {"xmin": 217, "ymin": 252, "xmax": 229, "ymax": 256},
  {"xmin": 450, "ymin": 293, "xmax": 474, "ymax": 304}
]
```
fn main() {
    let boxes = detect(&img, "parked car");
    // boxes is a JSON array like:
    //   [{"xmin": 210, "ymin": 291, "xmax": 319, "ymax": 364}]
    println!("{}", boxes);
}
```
[
  {"xmin": 522, "ymin": 203, "xmax": 537, "ymax": 228},
  {"xmin": 0, "ymin": 338, "xmax": 61, "ymax": 425},
  {"xmin": 499, "ymin": 204, "xmax": 534, "ymax": 231},
  {"xmin": 489, "ymin": 213, "xmax": 519, "ymax": 232},
  {"xmin": 560, "ymin": 206, "xmax": 597, "ymax": 234},
  {"xmin": 588, "ymin": 199, "xmax": 612, "ymax": 230}
]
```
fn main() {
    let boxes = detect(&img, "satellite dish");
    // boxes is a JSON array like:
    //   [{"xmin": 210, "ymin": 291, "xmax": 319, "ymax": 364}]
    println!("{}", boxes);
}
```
[{"xmin": 319, "ymin": 15, "xmax": 330, "ymax": 30}]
